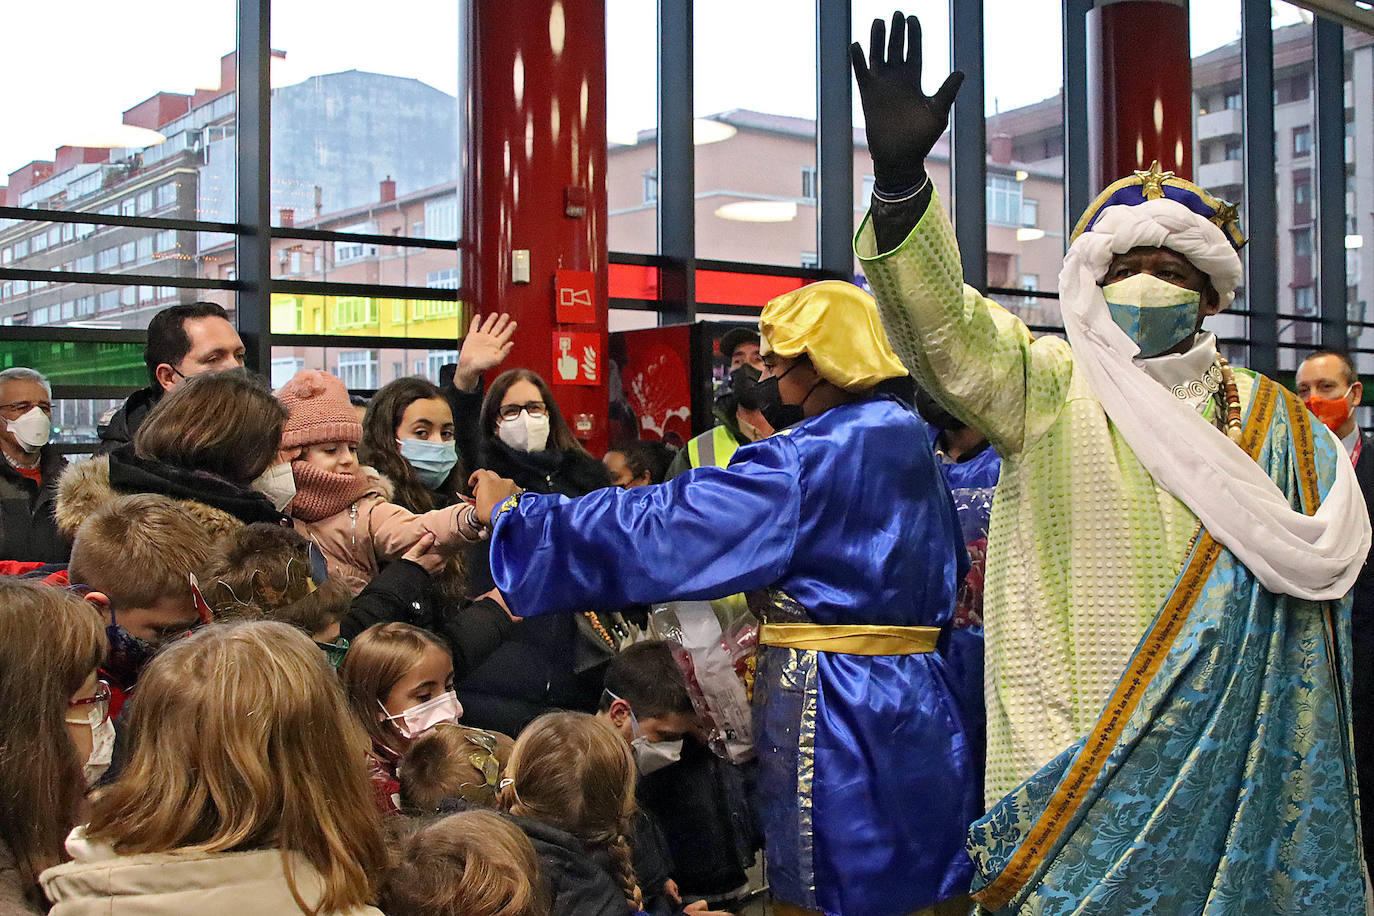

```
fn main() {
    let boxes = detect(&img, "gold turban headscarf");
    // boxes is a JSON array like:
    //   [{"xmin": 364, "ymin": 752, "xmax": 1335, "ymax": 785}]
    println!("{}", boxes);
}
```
[{"xmin": 759, "ymin": 280, "xmax": 908, "ymax": 391}]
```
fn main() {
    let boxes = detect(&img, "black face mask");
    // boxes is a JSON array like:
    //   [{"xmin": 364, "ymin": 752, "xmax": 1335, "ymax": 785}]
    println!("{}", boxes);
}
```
[{"xmin": 754, "ymin": 364, "xmax": 807, "ymax": 431}]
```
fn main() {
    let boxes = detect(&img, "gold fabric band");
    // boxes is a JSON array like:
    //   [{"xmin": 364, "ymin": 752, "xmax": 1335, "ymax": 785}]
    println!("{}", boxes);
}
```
[{"xmin": 758, "ymin": 622, "xmax": 940, "ymax": 656}]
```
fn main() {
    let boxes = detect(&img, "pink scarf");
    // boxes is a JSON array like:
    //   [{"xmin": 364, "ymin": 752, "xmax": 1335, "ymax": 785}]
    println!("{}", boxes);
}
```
[{"xmin": 289, "ymin": 460, "xmax": 372, "ymax": 522}]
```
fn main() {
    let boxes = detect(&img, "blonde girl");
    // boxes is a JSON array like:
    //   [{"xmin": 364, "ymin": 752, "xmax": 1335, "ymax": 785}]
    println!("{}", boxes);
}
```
[
  {"xmin": 381, "ymin": 810, "xmax": 549, "ymax": 916},
  {"xmin": 500, "ymin": 711, "xmax": 643, "ymax": 914},
  {"xmin": 40, "ymin": 621, "xmax": 388, "ymax": 915}
]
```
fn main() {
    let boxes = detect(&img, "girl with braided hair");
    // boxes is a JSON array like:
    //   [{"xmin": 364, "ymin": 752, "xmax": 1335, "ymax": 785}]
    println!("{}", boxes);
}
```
[{"xmin": 499, "ymin": 712, "xmax": 645, "ymax": 916}]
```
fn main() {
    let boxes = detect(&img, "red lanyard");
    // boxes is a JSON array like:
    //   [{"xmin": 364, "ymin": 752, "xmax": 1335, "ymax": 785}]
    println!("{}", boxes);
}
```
[{"xmin": 1352, "ymin": 436, "xmax": 1363, "ymax": 467}]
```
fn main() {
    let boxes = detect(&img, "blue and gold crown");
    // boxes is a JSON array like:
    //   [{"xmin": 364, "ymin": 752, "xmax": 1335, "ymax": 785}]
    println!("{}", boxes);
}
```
[{"xmin": 1069, "ymin": 161, "xmax": 1246, "ymax": 251}]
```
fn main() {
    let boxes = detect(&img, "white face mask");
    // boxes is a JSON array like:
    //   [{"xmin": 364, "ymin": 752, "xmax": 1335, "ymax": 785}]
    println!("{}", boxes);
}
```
[
  {"xmin": 498, "ymin": 412, "xmax": 550, "ymax": 453},
  {"xmin": 4, "ymin": 406, "xmax": 51, "ymax": 452},
  {"xmin": 380, "ymin": 690, "xmax": 463, "ymax": 741},
  {"xmin": 250, "ymin": 462, "xmax": 296, "ymax": 511},
  {"xmin": 632, "ymin": 735, "xmax": 684, "ymax": 775},
  {"xmin": 69, "ymin": 704, "xmax": 115, "ymax": 786}
]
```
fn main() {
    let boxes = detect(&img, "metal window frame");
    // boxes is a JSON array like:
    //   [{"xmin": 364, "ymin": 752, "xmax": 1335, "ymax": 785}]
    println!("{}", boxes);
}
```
[
  {"xmin": 1313, "ymin": 15, "xmax": 1348, "ymax": 350},
  {"xmin": 657, "ymin": 0, "xmax": 695, "ymax": 324},
  {"xmin": 950, "ymin": 0, "xmax": 988, "ymax": 291},
  {"xmin": 1242, "ymin": 0, "xmax": 1280, "ymax": 378}
]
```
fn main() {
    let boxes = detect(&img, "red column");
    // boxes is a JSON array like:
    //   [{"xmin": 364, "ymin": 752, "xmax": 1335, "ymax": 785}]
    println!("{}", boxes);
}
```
[
  {"xmin": 1086, "ymin": 0, "xmax": 1193, "ymax": 192},
  {"xmin": 462, "ymin": 0, "xmax": 610, "ymax": 456}
]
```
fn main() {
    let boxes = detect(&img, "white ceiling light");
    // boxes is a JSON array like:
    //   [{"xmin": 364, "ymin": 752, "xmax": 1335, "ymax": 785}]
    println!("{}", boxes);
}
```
[
  {"xmin": 694, "ymin": 118, "xmax": 737, "ymax": 145},
  {"xmin": 1347, "ymin": 234, "xmax": 1365, "ymax": 249},
  {"xmin": 715, "ymin": 200, "xmax": 797, "ymax": 222},
  {"xmin": 65, "ymin": 124, "xmax": 167, "ymax": 149},
  {"xmin": 1016, "ymin": 227, "xmax": 1046, "ymax": 242}
]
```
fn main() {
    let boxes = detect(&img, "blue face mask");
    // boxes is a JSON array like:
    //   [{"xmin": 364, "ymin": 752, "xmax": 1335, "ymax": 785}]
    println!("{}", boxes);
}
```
[
  {"xmin": 1101, "ymin": 272, "xmax": 1202, "ymax": 358},
  {"xmin": 396, "ymin": 437, "xmax": 458, "ymax": 489}
]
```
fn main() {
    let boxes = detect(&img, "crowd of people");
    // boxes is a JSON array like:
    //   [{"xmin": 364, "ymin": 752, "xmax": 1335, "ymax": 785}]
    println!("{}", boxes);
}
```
[{"xmin": 3, "ymin": 10, "xmax": 1374, "ymax": 916}]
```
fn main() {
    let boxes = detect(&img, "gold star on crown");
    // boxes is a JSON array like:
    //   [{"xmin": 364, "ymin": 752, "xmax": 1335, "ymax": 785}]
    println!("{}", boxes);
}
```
[
  {"xmin": 1133, "ymin": 160, "xmax": 1175, "ymax": 200},
  {"xmin": 1210, "ymin": 199, "xmax": 1240, "ymax": 230}
]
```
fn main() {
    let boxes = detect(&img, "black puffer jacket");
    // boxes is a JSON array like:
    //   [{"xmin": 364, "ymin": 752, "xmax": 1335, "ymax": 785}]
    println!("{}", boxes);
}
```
[
  {"xmin": 508, "ymin": 815, "xmax": 629, "ymax": 916},
  {"xmin": 93, "ymin": 386, "xmax": 161, "ymax": 457},
  {"xmin": 0, "ymin": 446, "xmax": 68, "ymax": 562}
]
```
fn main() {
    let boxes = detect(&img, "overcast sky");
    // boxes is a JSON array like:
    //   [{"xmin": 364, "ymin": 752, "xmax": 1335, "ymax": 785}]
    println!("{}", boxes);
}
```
[{"xmin": 0, "ymin": 1, "xmax": 1310, "ymax": 181}]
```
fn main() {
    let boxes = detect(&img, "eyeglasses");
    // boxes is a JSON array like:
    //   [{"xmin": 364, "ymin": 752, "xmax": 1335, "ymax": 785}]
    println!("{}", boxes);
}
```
[
  {"xmin": 66, "ymin": 679, "xmax": 112, "ymax": 727},
  {"xmin": 497, "ymin": 401, "xmax": 547, "ymax": 422},
  {"xmin": 0, "ymin": 400, "xmax": 52, "ymax": 419}
]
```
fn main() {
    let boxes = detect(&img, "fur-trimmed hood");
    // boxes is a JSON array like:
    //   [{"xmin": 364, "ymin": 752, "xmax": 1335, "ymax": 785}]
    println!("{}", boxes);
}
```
[{"xmin": 55, "ymin": 454, "xmax": 257, "ymax": 541}]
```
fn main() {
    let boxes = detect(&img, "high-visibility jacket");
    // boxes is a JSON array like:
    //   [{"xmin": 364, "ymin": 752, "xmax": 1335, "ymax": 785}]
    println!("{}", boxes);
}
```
[{"xmin": 685, "ymin": 424, "xmax": 740, "ymax": 469}]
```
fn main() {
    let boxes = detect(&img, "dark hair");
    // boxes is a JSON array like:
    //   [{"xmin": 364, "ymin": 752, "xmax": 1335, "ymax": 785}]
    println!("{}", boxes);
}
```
[
  {"xmin": 144, "ymin": 302, "xmax": 231, "ymax": 387},
  {"xmin": 205, "ymin": 523, "xmax": 350, "ymax": 638},
  {"xmin": 600, "ymin": 641, "xmax": 693, "ymax": 720},
  {"xmin": 360, "ymin": 376, "xmax": 461, "ymax": 513},
  {"xmin": 1302, "ymin": 349, "xmax": 1359, "ymax": 386},
  {"xmin": 479, "ymin": 369, "xmax": 587, "ymax": 456},
  {"xmin": 348, "ymin": 394, "xmax": 369, "ymax": 408},
  {"xmin": 134, "ymin": 368, "xmax": 287, "ymax": 483},
  {"xmin": 620, "ymin": 441, "xmax": 676, "ymax": 486}
]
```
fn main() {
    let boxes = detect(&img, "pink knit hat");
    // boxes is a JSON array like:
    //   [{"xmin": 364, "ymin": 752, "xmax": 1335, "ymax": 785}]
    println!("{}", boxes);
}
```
[{"xmin": 277, "ymin": 370, "xmax": 362, "ymax": 449}]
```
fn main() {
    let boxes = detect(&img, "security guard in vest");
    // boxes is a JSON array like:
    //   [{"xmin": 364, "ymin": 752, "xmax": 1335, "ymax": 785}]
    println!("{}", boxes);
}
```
[{"xmin": 665, "ymin": 363, "xmax": 773, "ymax": 479}]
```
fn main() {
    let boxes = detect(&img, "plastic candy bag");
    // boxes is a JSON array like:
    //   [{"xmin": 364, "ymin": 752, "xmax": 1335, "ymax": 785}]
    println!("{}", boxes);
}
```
[{"xmin": 649, "ymin": 596, "xmax": 757, "ymax": 763}]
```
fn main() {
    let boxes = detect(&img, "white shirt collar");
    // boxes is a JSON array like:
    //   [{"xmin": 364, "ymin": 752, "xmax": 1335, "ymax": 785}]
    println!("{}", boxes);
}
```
[
  {"xmin": 1136, "ymin": 332, "xmax": 1220, "ymax": 412},
  {"xmin": 1341, "ymin": 427, "xmax": 1361, "ymax": 456}
]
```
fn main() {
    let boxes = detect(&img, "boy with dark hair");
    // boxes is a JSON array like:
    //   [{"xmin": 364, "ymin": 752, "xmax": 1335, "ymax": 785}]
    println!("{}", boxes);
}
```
[{"xmin": 598, "ymin": 642, "xmax": 758, "ymax": 914}]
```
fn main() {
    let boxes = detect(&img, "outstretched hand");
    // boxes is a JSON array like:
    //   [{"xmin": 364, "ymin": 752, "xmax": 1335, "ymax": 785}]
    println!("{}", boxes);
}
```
[
  {"xmin": 469, "ymin": 469, "xmax": 522, "ymax": 526},
  {"xmin": 850, "ymin": 11, "xmax": 964, "ymax": 189},
  {"xmin": 453, "ymin": 312, "xmax": 517, "ymax": 391}
]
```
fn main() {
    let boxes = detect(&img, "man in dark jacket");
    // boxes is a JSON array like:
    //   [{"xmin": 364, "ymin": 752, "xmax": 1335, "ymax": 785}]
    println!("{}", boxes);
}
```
[
  {"xmin": 1297, "ymin": 348, "xmax": 1374, "ymax": 877},
  {"xmin": 0, "ymin": 367, "xmax": 68, "ymax": 562},
  {"xmin": 95, "ymin": 302, "xmax": 246, "ymax": 455}
]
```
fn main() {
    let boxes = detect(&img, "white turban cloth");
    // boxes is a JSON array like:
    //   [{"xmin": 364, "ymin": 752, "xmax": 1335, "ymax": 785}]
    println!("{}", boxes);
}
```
[{"xmin": 1058, "ymin": 198, "xmax": 1369, "ymax": 601}]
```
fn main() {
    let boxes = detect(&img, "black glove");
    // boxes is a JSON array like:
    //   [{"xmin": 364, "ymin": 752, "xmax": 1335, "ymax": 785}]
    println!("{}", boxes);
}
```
[{"xmin": 850, "ymin": 11, "xmax": 964, "ymax": 192}]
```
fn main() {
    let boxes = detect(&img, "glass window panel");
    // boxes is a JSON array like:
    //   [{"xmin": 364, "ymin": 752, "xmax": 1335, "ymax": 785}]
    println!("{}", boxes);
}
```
[
  {"xmin": 852, "ymin": 2, "xmax": 949, "ymax": 280},
  {"xmin": 1270, "ymin": 2, "xmax": 1316, "ymax": 370},
  {"xmin": 270, "ymin": 345, "xmax": 470, "ymax": 390},
  {"xmin": 1347, "ymin": 28, "xmax": 1374, "ymax": 380},
  {"xmin": 984, "ymin": 0, "xmax": 1065, "ymax": 325},
  {"xmin": 1191, "ymin": 0, "xmax": 1248, "ymax": 366},
  {"xmin": 0, "ymin": 338, "xmax": 146, "ymax": 387},
  {"xmin": 269, "ymin": 292, "xmax": 462, "ymax": 339},
  {"xmin": 268, "ymin": 1, "xmax": 461, "ymax": 238},
  {"xmin": 0, "ymin": 250, "xmax": 233, "ymax": 329},
  {"xmin": 693, "ymin": 0, "xmax": 817, "ymax": 268},
  {"xmin": 606, "ymin": 0, "xmax": 658, "ymax": 255},
  {"xmin": 0, "ymin": 6, "xmax": 234, "ymax": 221}
]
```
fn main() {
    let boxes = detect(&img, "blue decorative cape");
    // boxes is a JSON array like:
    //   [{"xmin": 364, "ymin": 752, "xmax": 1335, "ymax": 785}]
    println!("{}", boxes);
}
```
[
  {"xmin": 968, "ymin": 375, "xmax": 1368, "ymax": 914},
  {"xmin": 489, "ymin": 396, "xmax": 981, "ymax": 916}
]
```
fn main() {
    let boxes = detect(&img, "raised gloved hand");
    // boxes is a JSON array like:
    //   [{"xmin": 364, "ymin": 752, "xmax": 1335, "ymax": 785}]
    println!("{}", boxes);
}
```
[{"xmin": 850, "ymin": 11, "xmax": 964, "ymax": 192}]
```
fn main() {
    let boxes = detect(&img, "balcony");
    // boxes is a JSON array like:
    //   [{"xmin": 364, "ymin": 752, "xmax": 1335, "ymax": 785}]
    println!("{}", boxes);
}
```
[
  {"xmin": 1197, "ymin": 159, "xmax": 1244, "ymax": 191},
  {"xmin": 1197, "ymin": 108, "xmax": 1243, "ymax": 142}
]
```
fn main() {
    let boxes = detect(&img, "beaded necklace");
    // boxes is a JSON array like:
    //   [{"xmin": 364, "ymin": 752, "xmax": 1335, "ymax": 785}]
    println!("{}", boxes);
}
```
[{"xmin": 1217, "ymin": 357, "xmax": 1243, "ymax": 443}]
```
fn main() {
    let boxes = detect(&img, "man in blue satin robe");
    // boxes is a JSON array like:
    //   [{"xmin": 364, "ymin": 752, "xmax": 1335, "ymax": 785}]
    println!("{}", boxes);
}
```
[{"xmin": 469, "ymin": 280, "xmax": 982, "ymax": 916}]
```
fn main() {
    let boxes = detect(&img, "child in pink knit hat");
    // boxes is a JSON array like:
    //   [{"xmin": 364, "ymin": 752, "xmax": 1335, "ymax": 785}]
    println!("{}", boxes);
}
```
[{"xmin": 275, "ymin": 369, "xmax": 482, "ymax": 594}]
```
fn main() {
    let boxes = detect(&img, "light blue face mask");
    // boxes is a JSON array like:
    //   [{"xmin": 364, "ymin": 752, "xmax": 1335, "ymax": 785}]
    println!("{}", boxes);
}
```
[
  {"xmin": 396, "ymin": 437, "xmax": 458, "ymax": 489},
  {"xmin": 1101, "ymin": 272, "xmax": 1202, "ymax": 358}
]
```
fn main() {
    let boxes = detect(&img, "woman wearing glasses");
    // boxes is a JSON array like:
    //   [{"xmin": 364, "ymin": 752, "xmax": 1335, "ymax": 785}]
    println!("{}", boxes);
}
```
[{"xmin": 0, "ymin": 579, "xmax": 106, "ymax": 914}]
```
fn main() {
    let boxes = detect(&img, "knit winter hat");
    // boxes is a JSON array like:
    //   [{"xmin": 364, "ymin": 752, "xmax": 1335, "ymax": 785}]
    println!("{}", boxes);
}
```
[{"xmin": 277, "ymin": 370, "xmax": 362, "ymax": 450}]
